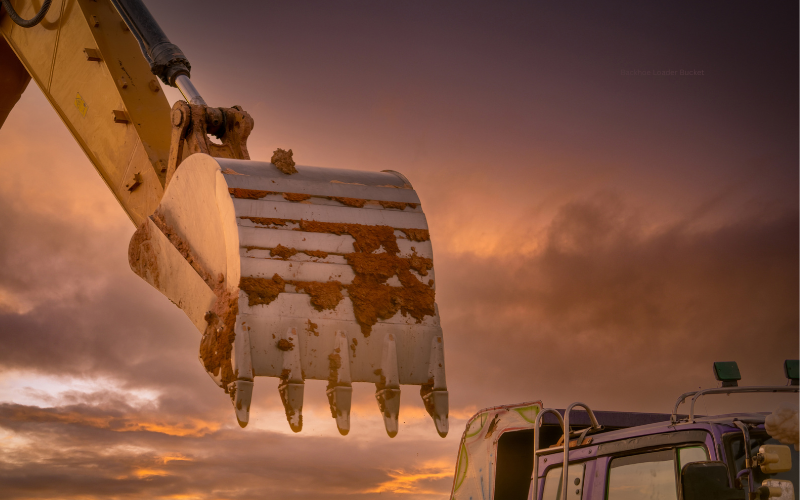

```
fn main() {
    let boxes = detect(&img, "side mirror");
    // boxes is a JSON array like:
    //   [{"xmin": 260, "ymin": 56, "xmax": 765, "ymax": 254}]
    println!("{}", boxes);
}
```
[
  {"xmin": 681, "ymin": 461, "xmax": 746, "ymax": 500},
  {"xmin": 756, "ymin": 445, "xmax": 792, "ymax": 474}
]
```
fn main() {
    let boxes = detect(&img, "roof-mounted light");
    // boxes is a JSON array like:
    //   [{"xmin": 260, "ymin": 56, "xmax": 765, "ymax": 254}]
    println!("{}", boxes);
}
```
[
  {"xmin": 713, "ymin": 361, "xmax": 741, "ymax": 387},
  {"xmin": 784, "ymin": 360, "xmax": 798, "ymax": 386}
]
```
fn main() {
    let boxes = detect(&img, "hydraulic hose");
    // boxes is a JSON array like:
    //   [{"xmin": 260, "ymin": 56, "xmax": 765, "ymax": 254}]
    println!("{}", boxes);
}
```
[
  {"xmin": 1, "ymin": 0, "xmax": 51, "ymax": 28},
  {"xmin": 108, "ymin": 0, "xmax": 191, "ymax": 87}
]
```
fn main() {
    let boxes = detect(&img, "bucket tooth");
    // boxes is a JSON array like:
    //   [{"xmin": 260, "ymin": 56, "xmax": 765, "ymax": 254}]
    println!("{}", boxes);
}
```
[
  {"xmin": 279, "ymin": 381, "xmax": 304, "ymax": 432},
  {"xmin": 376, "ymin": 334, "xmax": 401, "ymax": 437},
  {"xmin": 421, "ymin": 335, "xmax": 449, "ymax": 437},
  {"xmin": 327, "ymin": 331, "xmax": 353, "ymax": 435},
  {"xmin": 327, "ymin": 386, "xmax": 352, "ymax": 435},
  {"xmin": 227, "ymin": 379, "xmax": 254, "ymax": 428},
  {"xmin": 422, "ymin": 391, "xmax": 449, "ymax": 437},
  {"xmin": 278, "ymin": 327, "xmax": 304, "ymax": 432}
]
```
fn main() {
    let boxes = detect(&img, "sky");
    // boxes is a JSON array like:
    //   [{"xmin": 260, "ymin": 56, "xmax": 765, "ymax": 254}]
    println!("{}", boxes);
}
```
[{"xmin": 0, "ymin": 1, "xmax": 798, "ymax": 499}]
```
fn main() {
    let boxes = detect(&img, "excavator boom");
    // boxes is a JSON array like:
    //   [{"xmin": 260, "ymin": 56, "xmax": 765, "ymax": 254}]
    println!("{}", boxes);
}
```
[{"xmin": 0, "ymin": 0, "xmax": 449, "ymax": 437}]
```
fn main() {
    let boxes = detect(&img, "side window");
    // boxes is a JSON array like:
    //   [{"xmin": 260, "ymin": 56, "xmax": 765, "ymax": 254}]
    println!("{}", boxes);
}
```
[
  {"xmin": 677, "ymin": 446, "xmax": 708, "ymax": 471},
  {"xmin": 606, "ymin": 449, "xmax": 677, "ymax": 500},
  {"xmin": 541, "ymin": 463, "xmax": 586, "ymax": 499}
]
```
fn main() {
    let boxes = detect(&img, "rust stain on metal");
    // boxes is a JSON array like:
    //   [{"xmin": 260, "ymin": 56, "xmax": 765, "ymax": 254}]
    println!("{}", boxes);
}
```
[
  {"xmin": 270, "ymin": 244, "xmax": 298, "ymax": 260},
  {"xmin": 229, "ymin": 187, "xmax": 273, "ymax": 199},
  {"xmin": 271, "ymin": 148, "xmax": 297, "ymax": 175},
  {"xmin": 350, "ymin": 337, "xmax": 358, "ymax": 357},
  {"xmin": 239, "ymin": 274, "xmax": 285, "ymax": 307}
]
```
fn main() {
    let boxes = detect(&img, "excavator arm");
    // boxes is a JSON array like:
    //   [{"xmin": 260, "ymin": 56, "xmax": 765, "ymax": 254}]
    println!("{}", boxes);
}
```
[{"xmin": 0, "ymin": 0, "xmax": 449, "ymax": 437}]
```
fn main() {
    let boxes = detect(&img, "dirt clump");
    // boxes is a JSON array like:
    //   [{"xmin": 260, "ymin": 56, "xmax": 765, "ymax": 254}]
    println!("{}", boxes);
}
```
[
  {"xmin": 399, "ymin": 228, "xmax": 430, "ymax": 242},
  {"xmin": 292, "ymin": 281, "xmax": 344, "ymax": 311},
  {"xmin": 420, "ymin": 377, "xmax": 436, "ymax": 416},
  {"xmin": 327, "ymin": 350, "xmax": 342, "ymax": 390},
  {"xmin": 408, "ymin": 251, "xmax": 433, "ymax": 276},
  {"xmin": 303, "ymin": 250, "xmax": 329, "ymax": 259},
  {"xmin": 199, "ymin": 286, "xmax": 239, "ymax": 391},
  {"xmin": 239, "ymin": 274, "xmax": 285, "ymax": 307},
  {"xmin": 343, "ymin": 252, "xmax": 435, "ymax": 335},
  {"xmin": 379, "ymin": 201, "xmax": 408, "ymax": 210},
  {"xmin": 306, "ymin": 320, "xmax": 319, "ymax": 336},
  {"xmin": 271, "ymin": 148, "xmax": 297, "ymax": 175},
  {"xmin": 128, "ymin": 220, "xmax": 160, "ymax": 288},
  {"xmin": 229, "ymin": 188, "xmax": 272, "ymax": 199},
  {"xmin": 270, "ymin": 244, "xmax": 298, "ymax": 260},
  {"xmin": 276, "ymin": 338, "xmax": 295, "ymax": 351},
  {"xmin": 283, "ymin": 192, "xmax": 311, "ymax": 202},
  {"xmin": 298, "ymin": 221, "xmax": 399, "ymax": 254},
  {"xmin": 350, "ymin": 337, "xmax": 357, "ymax": 357},
  {"xmin": 332, "ymin": 197, "xmax": 367, "ymax": 208},
  {"xmin": 240, "ymin": 217, "xmax": 287, "ymax": 227}
]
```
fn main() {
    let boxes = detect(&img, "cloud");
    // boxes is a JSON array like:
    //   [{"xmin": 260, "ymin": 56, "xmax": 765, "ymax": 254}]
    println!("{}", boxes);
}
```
[
  {"xmin": 0, "ymin": 398, "xmax": 455, "ymax": 500},
  {"xmin": 436, "ymin": 194, "xmax": 798, "ymax": 412}
]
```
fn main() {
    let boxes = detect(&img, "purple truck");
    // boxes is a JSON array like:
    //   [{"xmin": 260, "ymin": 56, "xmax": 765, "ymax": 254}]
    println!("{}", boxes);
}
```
[{"xmin": 449, "ymin": 361, "xmax": 799, "ymax": 500}]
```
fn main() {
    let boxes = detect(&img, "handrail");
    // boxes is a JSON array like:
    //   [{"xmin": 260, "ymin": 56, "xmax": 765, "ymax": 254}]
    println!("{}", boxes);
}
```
[
  {"xmin": 561, "ymin": 403, "xmax": 601, "ymax": 500},
  {"xmin": 531, "ymin": 408, "xmax": 564, "ymax": 500},
  {"xmin": 671, "ymin": 391, "xmax": 699, "ymax": 424},
  {"xmin": 684, "ymin": 386, "xmax": 799, "ymax": 423}
]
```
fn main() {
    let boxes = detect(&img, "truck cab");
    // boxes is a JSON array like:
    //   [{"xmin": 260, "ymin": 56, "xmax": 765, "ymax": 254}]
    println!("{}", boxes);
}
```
[{"xmin": 450, "ymin": 361, "xmax": 798, "ymax": 500}]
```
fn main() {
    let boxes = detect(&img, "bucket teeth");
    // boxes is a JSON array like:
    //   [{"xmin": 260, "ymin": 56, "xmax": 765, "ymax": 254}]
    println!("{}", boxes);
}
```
[
  {"xmin": 422, "ymin": 335, "xmax": 449, "ymax": 437},
  {"xmin": 376, "ymin": 334, "xmax": 401, "ymax": 437},
  {"xmin": 278, "ymin": 327, "xmax": 304, "ymax": 432},
  {"xmin": 227, "ymin": 379, "xmax": 254, "ymax": 428},
  {"xmin": 327, "ymin": 331, "xmax": 352, "ymax": 435}
]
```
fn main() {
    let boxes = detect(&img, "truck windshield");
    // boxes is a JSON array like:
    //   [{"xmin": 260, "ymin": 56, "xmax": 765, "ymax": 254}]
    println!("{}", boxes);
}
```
[{"xmin": 724, "ymin": 430, "xmax": 799, "ymax": 499}]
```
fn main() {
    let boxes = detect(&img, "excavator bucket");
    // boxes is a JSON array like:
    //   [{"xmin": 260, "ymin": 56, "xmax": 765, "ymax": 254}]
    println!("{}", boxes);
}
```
[{"xmin": 128, "ymin": 153, "xmax": 448, "ymax": 437}]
